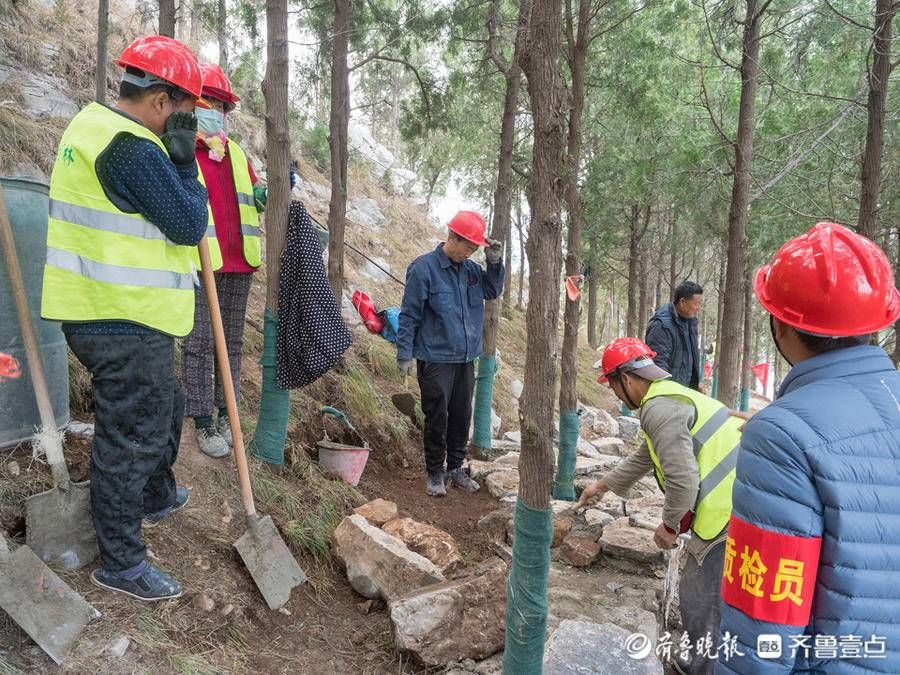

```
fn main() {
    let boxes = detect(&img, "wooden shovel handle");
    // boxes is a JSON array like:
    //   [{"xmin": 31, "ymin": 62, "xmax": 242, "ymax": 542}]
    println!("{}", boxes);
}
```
[
  {"xmin": 0, "ymin": 185, "xmax": 68, "ymax": 482},
  {"xmin": 197, "ymin": 239, "xmax": 256, "ymax": 518}
]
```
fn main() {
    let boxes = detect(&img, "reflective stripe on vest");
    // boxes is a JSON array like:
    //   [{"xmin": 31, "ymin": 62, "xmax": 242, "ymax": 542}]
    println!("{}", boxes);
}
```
[
  {"xmin": 41, "ymin": 103, "xmax": 199, "ymax": 336},
  {"xmin": 189, "ymin": 168, "xmax": 222, "ymax": 272},
  {"xmin": 227, "ymin": 140, "xmax": 261, "ymax": 268},
  {"xmin": 641, "ymin": 379, "xmax": 742, "ymax": 540}
]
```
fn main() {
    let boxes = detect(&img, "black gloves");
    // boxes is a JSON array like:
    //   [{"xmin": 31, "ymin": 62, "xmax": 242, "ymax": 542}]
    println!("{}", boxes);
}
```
[{"xmin": 161, "ymin": 111, "xmax": 198, "ymax": 166}]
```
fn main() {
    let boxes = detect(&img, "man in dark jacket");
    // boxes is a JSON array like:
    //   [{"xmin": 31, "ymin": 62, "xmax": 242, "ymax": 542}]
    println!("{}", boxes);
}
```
[
  {"xmin": 645, "ymin": 281, "xmax": 703, "ymax": 390},
  {"xmin": 397, "ymin": 211, "xmax": 504, "ymax": 497},
  {"xmin": 718, "ymin": 223, "xmax": 900, "ymax": 674}
]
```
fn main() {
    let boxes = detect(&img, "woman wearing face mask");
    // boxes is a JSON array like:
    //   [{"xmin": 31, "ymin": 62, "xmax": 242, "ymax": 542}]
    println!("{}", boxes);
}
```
[{"xmin": 181, "ymin": 63, "xmax": 266, "ymax": 458}]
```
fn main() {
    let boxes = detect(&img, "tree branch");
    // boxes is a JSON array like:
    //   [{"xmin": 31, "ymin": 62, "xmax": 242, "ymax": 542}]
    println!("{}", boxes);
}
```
[
  {"xmin": 698, "ymin": 66, "xmax": 735, "ymax": 148},
  {"xmin": 823, "ymin": 0, "xmax": 873, "ymax": 31},
  {"xmin": 487, "ymin": 0, "xmax": 511, "ymax": 74},
  {"xmin": 356, "ymin": 55, "xmax": 432, "ymax": 120}
]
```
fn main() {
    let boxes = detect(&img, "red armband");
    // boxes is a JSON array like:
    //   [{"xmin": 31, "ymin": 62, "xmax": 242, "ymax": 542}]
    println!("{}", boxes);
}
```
[{"xmin": 721, "ymin": 514, "xmax": 821, "ymax": 626}]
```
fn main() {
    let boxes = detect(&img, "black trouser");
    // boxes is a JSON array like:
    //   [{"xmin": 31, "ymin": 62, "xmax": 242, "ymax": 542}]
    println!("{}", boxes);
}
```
[
  {"xmin": 67, "ymin": 332, "xmax": 183, "ymax": 573},
  {"xmin": 417, "ymin": 361, "xmax": 475, "ymax": 476},
  {"xmin": 680, "ymin": 540, "xmax": 725, "ymax": 674}
]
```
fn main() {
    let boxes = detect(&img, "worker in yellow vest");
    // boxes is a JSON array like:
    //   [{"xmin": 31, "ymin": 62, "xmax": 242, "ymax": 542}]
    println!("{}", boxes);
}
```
[
  {"xmin": 181, "ymin": 63, "xmax": 264, "ymax": 458},
  {"xmin": 578, "ymin": 337, "xmax": 742, "ymax": 674},
  {"xmin": 41, "ymin": 35, "xmax": 210, "ymax": 602}
]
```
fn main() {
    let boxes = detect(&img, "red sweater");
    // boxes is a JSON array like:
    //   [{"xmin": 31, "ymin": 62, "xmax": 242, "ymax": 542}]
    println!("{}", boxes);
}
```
[{"xmin": 196, "ymin": 138, "xmax": 259, "ymax": 274}]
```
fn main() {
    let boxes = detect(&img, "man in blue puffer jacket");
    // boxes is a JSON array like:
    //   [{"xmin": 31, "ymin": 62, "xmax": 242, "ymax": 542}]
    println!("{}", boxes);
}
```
[{"xmin": 718, "ymin": 222, "xmax": 900, "ymax": 674}]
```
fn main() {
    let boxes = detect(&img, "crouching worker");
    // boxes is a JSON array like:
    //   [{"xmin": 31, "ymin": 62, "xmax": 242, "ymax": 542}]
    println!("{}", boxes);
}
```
[
  {"xmin": 40, "ymin": 36, "xmax": 210, "ymax": 601},
  {"xmin": 181, "ymin": 63, "xmax": 265, "ymax": 458},
  {"xmin": 396, "ymin": 211, "xmax": 504, "ymax": 497},
  {"xmin": 578, "ymin": 337, "xmax": 743, "ymax": 674}
]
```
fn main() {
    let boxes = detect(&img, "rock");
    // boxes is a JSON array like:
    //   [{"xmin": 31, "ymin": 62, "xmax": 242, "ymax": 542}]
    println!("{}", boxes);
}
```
[
  {"xmin": 469, "ymin": 441, "xmax": 511, "ymax": 462},
  {"xmin": 577, "ymin": 438, "xmax": 601, "ymax": 458},
  {"xmin": 624, "ymin": 495, "xmax": 664, "ymax": 527},
  {"xmin": 356, "ymin": 599, "xmax": 384, "ymax": 615},
  {"xmin": 591, "ymin": 437, "xmax": 626, "ymax": 457},
  {"xmin": 391, "ymin": 558, "xmax": 508, "ymax": 666},
  {"xmin": 491, "ymin": 410, "xmax": 502, "ymax": 439},
  {"xmin": 6, "ymin": 461, "xmax": 20, "ymax": 478},
  {"xmin": 552, "ymin": 516, "xmax": 574, "ymax": 548},
  {"xmin": 0, "ymin": 65, "xmax": 79, "ymax": 119},
  {"xmin": 592, "ymin": 408, "xmax": 621, "ymax": 438},
  {"xmin": 360, "ymin": 256, "xmax": 392, "ymax": 282},
  {"xmin": 382, "ymin": 518, "xmax": 464, "ymax": 573},
  {"xmin": 446, "ymin": 654, "xmax": 503, "ymax": 675},
  {"xmin": 560, "ymin": 532, "xmax": 601, "ymax": 567},
  {"xmin": 353, "ymin": 498, "xmax": 399, "ymax": 526},
  {"xmin": 467, "ymin": 460, "xmax": 505, "ymax": 481},
  {"xmin": 502, "ymin": 430, "xmax": 521, "ymax": 444},
  {"xmin": 476, "ymin": 507, "xmax": 513, "ymax": 542},
  {"xmin": 348, "ymin": 122, "xmax": 396, "ymax": 177},
  {"xmin": 485, "ymin": 469, "xmax": 519, "ymax": 499},
  {"xmin": 617, "ymin": 416, "xmax": 642, "ymax": 442},
  {"xmin": 220, "ymin": 604, "xmax": 235, "ymax": 617},
  {"xmin": 341, "ymin": 291, "xmax": 364, "ymax": 329},
  {"xmin": 493, "ymin": 541, "xmax": 512, "ymax": 562},
  {"xmin": 543, "ymin": 620, "xmax": 663, "ymax": 674},
  {"xmin": 193, "ymin": 593, "xmax": 215, "ymax": 613},
  {"xmin": 600, "ymin": 518, "xmax": 665, "ymax": 567},
  {"xmin": 584, "ymin": 509, "xmax": 615, "ymax": 529},
  {"xmin": 579, "ymin": 406, "xmax": 599, "ymax": 432},
  {"xmin": 493, "ymin": 452, "xmax": 520, "ymax": 467},
  {"xmin": 332, "ymin": 515, "xmax": 444, "ymax": 602},
  {"xmin": 574, "ymin": 454, "xmax": 620, "ymax": 476},
  {"xmin": 547, "ymin": 563, "xmax": 659, "ymax": 639},
  {"xmin": 388, "ymin": 167, "xmax": 420, "ymax": 196},
  {"xmin": 292, "ymin": 178, "xmax": 330, "ymax": 205},
  {"xmin": 104, "ymin": 635, "xmax": 130, "ymax": 658},
  {"xmin": 65, "ymin": 421, "xmax": 95, "ymax": 439},
  {"xmin": 510, "ymin": 379, "xmax": 523, "ymax": 399},
  {"xmin": 346, "ymin": 197, "xmax": 386, "ymax": 229}
]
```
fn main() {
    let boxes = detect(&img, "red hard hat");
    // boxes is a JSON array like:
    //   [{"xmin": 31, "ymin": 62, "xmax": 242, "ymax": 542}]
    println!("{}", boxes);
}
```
[
  {"xmin": 448, "ymin": 211, "xmax": 489, "ymax": 247},
  {"xmin": 199, "ymin": 62, "xmax": 240, "ymax": 105},
  {"xmin": 116, "ymin": 35, "xmax": 203, "ymax": 99},
  {"xmin": 754, "ymin": 222, "xmax": 900, "ymax": 336},
  {"xmin": 598, "ymin": 337, "xmax": 659, "ymax": 383}
]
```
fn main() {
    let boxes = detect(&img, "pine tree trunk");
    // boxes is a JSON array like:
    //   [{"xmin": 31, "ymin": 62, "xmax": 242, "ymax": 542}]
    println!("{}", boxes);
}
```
[
  {"xmin": 189, "ymin": 0, "xmax": 201, "ymax": 53},
  {"xmin": 857, "ymin": 0, "xmax": 895, "ymax": 239},
  {"xmin": 262, "ymin": 0, "xmax": 290, "ymax": 311},
  {"xmin": 516, "ymin": 202, "xmax": 526, "ymax": 310},
  {"xmin": 95, "ymin": 0, "xmax": 108, "ymax": 104},
  {"xmin": 739, "ymin": 264, "xmax": 752, "ymax": 398},
  {"xmin": 668, "ymin": 214, "xmax": 678, "ymax": 294},
  {"xmin": 503, "ymin": 220, "xmax": 513, "ymax": 317},
  {"xmin": 517, "ymin": 0, "xmax": 565, "ymax": 515},
  {"xmin": 637, "ymin": 256, "xmax": 650, "ymax": 335},
  {"xmin": 483, "ymin": 0, "xmax": 528, "ymax": 357},
  {"xmin": 554, "ymin": 0, "xmax": 593, "ymax": 503},
  {"xmin": 717, "ymin": 0, "xmax": 764, "ymax": 408},
  {"xmin": 625, "ymin": 204, "xmax": 640, "ymax": 336},
  {"xmin": 504, "ymin": 0, "xmax": 565, "ymax": 666},
  {"xmin": 327, "ymin": 0, "xmax": 350, "ymax": 301},
  {"xmin": 714, "ymin": 249, "xmax": 726, "ymax": 365},
  {"xmin": 587, "ymin": 240, "xmax": 598, "ymax": 348},
  {"xmin": 424, "ymin": 166, "xmax": 441, "ymax": 216},
  {"xmin": 218, "ymin": 0, "xmax": 229, "ymax": 71},
  {"xmin": 159, "ymin": 0, "xmax": 176, "ymax": 37}
]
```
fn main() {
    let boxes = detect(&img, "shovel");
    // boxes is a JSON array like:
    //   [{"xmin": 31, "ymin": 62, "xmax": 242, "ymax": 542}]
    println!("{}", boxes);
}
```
[
  {"xmin": 197, "ymin": 239, "xmax": 307, "ymax": 610},
  {"xmin": 0, "ymin": 185, "xmax": 96, "ymax": 571},
  {"xmin": 391, "ymin": 373, "xmax": 419, "ymax": 429},
  {"xmin": 0, "ymin": 534, "xmax": 100, "ymax": 665}
]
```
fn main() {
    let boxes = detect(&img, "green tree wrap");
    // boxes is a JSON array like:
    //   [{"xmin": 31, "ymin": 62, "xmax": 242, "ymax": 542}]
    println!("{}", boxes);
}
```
[
  {"xmin": 472, "ymin": 354, "xmax": 498, "ymax": 450},
  {"xmin": 503, "ymin": 499, "xmax": 553, "ymax": 674},
  {"xmin": 249, "ymin": 309, "xmax": 289, "ymax": 464},
  {"xmin": 740, "ymin": 387, "xmax": 750, "ymax": 412},
  {"xmin": 553, "ymin": 409, "xmax": 579, "ymax": 501}
]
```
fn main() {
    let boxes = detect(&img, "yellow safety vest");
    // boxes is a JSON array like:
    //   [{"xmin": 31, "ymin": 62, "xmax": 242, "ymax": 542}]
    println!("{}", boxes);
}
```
[
  {"xmin": 41, "ymin": 103, "xmax": 211, "ymax": 337},
  {"xmin": 227, "ymin": 140, "xmax": 261, "ymax": 268},
  {"xmin": 641, "ymin": 379, "xmax": 742, "ymax": 540}
]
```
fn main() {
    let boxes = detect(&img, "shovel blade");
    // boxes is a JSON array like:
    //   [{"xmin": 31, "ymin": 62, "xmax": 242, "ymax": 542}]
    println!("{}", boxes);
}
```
[
  {"xmin": 26, "ymin": 481, "xmax": 98, "ymax": 571},
  {"xmin": 391, "ymin": 393, "xmax": 420, "ymax": 428},
  {"xmin": 234, "ymin": 515, "xmax": 307, "ymax": 610},
  {"xmin": 0, "ymin": 544, "xmax": 100, "ymax": 665}
]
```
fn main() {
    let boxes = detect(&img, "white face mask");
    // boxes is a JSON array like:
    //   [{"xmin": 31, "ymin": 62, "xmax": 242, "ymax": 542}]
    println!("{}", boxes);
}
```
[{"xmin": 195, "ymin": 107, "xmax": 225, "ymax": 135}]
